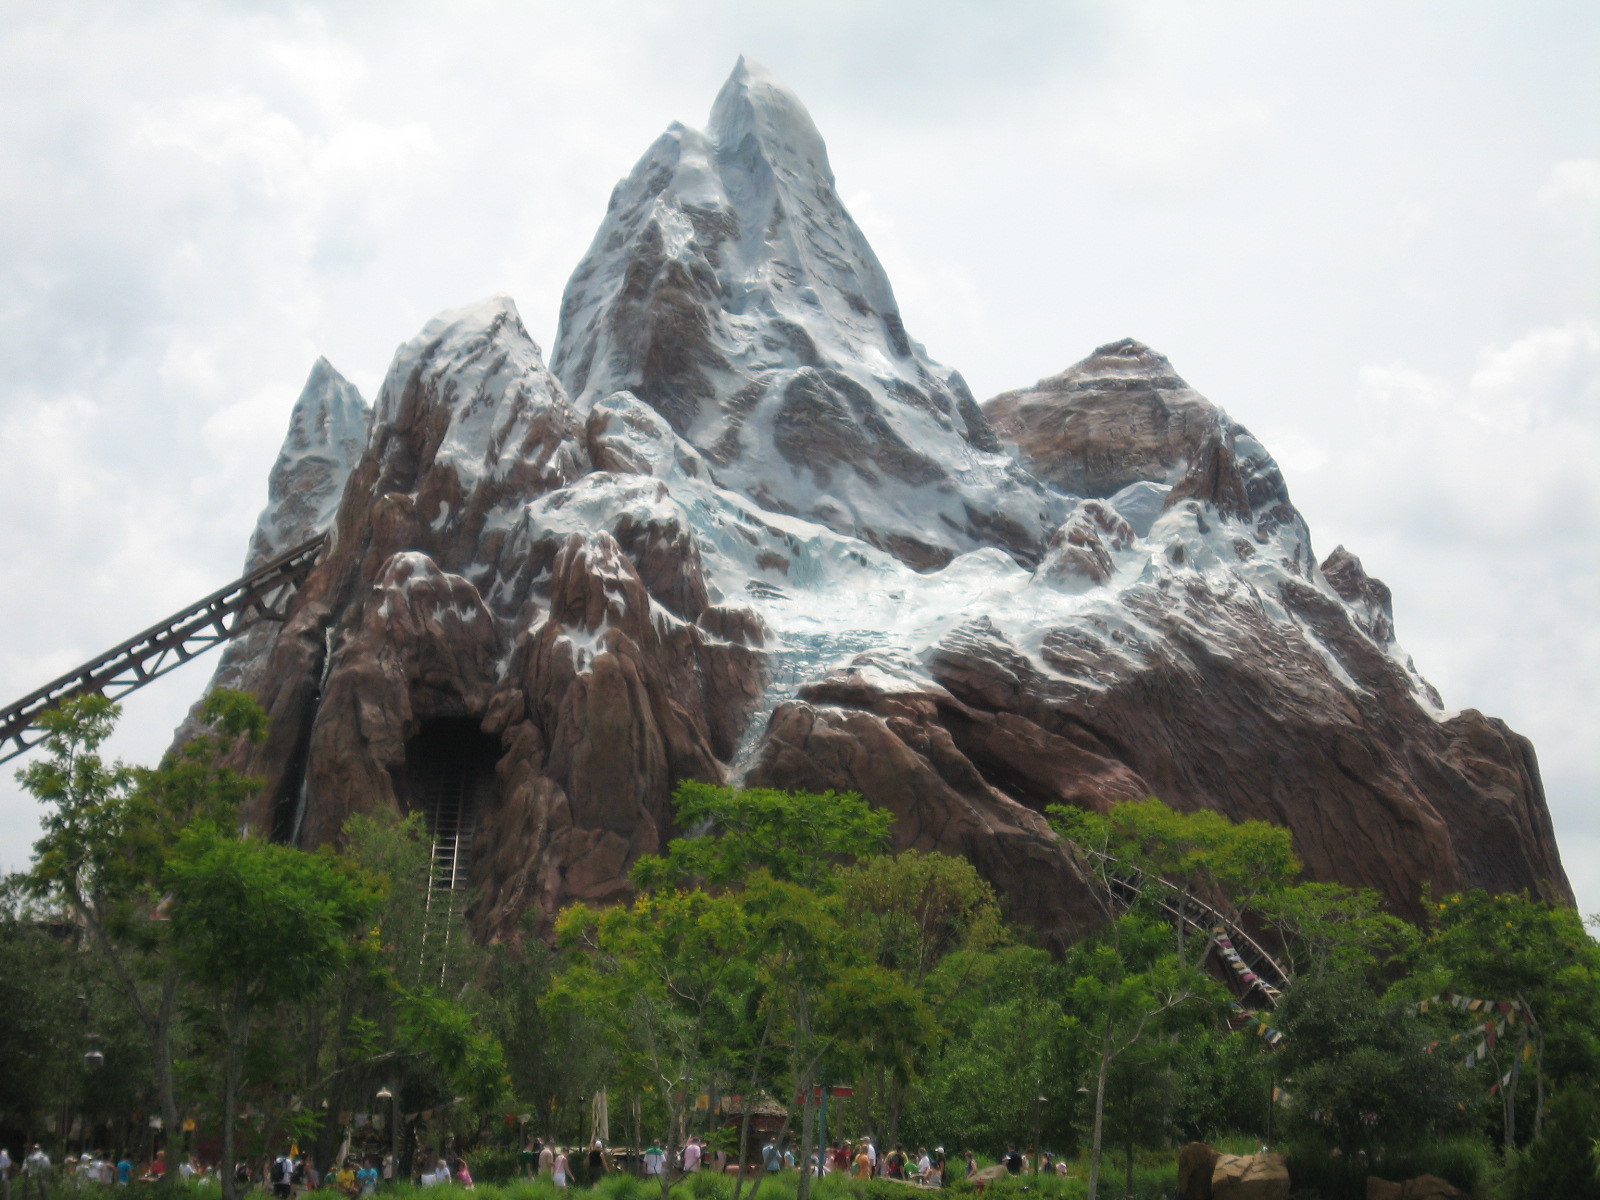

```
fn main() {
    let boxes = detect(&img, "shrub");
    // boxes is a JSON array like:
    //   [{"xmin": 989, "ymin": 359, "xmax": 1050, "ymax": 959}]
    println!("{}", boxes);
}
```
[
  {"xmin": 1510, "ymin": 1088, "xmax": 1600, "ymax": 1200},
  {"xmin": 1283, "ymin": 1135, "xmax": 1488, "ymax": 1200}
]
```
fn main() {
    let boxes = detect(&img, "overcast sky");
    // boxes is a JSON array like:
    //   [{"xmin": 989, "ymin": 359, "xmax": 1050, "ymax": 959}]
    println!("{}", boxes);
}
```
[{"xmin": 2, "ymin": 1, "xmax": 1596, "ymax": 917}]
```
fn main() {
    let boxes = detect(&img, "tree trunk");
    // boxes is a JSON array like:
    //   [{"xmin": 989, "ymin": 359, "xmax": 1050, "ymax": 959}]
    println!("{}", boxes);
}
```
[
  {"xmin": 796, "ymin": 1090, "xmax": 818, "ymax": 1200},
  {"xmin": 730, "ymin": 1006, "xmax": 777, "ymax": 1200},
  {"xmin": 1086, "ymin": 1018, "xmax": 1111, "ymax": 1200},
  {"xmin": 154, "ymin": 977, "xmax": 182, "ymax": 1191},
  {"xmin": 220, "ymin": 1003, "xmax": 249, "ymax": 1200}
]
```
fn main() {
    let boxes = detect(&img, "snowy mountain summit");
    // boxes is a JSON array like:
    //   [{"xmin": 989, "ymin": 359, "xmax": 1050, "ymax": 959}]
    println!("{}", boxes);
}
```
[
  {"xmin": 552, "ymin": 58, "xmax": 1062, "ymax": 571},
  {"xmin": 194, "ymin": 61, "xmax": 1572, "ymax": 948}
]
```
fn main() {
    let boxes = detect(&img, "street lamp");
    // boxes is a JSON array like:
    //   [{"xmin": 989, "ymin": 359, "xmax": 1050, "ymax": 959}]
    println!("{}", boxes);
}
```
[
  {"xmin": 1032, "ymin": 1095, "xmax": 1046, "ymax": 1175},
  {"xmin": 377, "ymin": 1087, "xmax": 399, "ymax": 1184}
]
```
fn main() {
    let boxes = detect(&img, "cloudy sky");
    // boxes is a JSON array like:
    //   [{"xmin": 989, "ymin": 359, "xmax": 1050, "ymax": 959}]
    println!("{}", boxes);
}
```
[{"xmin": 2, "ymin": 1, "xmax": 1596, "ymax": 916}]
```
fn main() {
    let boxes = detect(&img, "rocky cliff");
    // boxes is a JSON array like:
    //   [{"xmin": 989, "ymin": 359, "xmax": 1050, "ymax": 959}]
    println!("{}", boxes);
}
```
[{"xmin": 199, "ymin": 61, "xmax": 1571, "ymax": 949}]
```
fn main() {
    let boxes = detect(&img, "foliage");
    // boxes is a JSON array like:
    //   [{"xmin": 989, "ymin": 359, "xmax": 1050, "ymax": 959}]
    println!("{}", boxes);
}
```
[
  {"xmin": 1419, "ymin": 889, "xmax": 1600, "ymax": 1083},
  {"xmin": 167, "ymin": 824, "xmax": 380, "ymax": 1196},
  {"xmin": 1507, "ymin": 1085, "xmax": 1600, "ymax": 1200},
  {"xmin": 1274, "ymin": 967, "xmax": 1471, "ymax": 1156},
  {"xmin": 631, "ymin": 781, "xmax": 891, "ymax": 893},
  {"xmin": 1049, "ymin": 796, "xmax": 1300, "ymax": 921},
  {"xmin": 1258, "ymin": 881, "xmax": 1417, "ymax": 979},
  {"xmin": 835, "ymin": 850, "xmax": 1005, "ymax": 984},
  {"xmin": 1283, "ymin": 1134, "xmax": 1492, "ymax": 1200},
  {"xmin": 1062, "ymin": 908, "xmax": 1220, "ymax": 1200},
  {"xmin": 15, "ymin": 696, "xmax": 1600, "ymax": 1200}
]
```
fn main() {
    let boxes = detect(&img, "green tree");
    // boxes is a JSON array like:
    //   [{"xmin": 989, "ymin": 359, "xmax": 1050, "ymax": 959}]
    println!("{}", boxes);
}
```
[
  {"xmin": 1413, "ymin": 889, "xmax": 1600, "ymax": 1148},
  {"xmin": 166, "ymin": 828, "xmax": 379, "ymax": 1200},
  {"xmin": 1052, "ymin": 796, "xmax": 1300, "ymax": 932},
  {"xmin": 18, "ymin": 691, "xmax": 266, "ymax": 1167},
  {"xmin": 632, "ymin": 781, "xmax": 892, "ymax": 891},
  {"xmin": 1274, "ymin": 968, "xmax": 1470, "ymax": 1158},
  {"xmin": 835, "ymin": 850, "xmax": 1005, "ymax": 1143},
  {"xmin": 1063, "ymin": 910, "xmax": 1220, "ymax": 1200},
  {"xmin": 1051, "ymin": 798, "xmax": 1289, "ymax": 1200},
  {"xmin": 550, "ymin": 884, "xmax": 750, "ymax": 1200},
  {"xmin": 900, "ymin": 946, "xmax": 1077, "ymax": 1156},
  {"xmin": 1259, "ymin": 882, "xmax": 1416, "ymax": 980}
]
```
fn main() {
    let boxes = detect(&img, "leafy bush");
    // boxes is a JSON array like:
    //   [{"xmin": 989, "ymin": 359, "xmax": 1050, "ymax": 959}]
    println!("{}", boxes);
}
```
[
  {"xmin": 1283, "ymin": 1135, "xmax": 1489, "ymax": 1200},
  {"xmin": 593, "ymin": 1173, "xmax": 651, "ymax": 1200},
  {"xmin": 469, "ymin": 1149, "xmax": 524, "ymax": 1185},
  {"xmin": 1509, "ymin": 1087, "xmax": 1600, "ymax": 1200}
]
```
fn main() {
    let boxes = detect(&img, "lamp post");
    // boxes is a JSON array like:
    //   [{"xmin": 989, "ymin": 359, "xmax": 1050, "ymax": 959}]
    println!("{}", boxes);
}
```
[
  {"xmin": 376, "ymin": 1088, "xmax": 399, "ymax": 1185},
  {"xmin": 1032, "ymin": 1095, "xmax": 1046, "ymax": 1176}
]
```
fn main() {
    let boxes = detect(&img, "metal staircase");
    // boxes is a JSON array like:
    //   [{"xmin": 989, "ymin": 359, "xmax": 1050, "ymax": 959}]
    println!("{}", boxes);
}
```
[{"xmin": 411, "ymin": 723, "xmax": 498, "ymax": 983}]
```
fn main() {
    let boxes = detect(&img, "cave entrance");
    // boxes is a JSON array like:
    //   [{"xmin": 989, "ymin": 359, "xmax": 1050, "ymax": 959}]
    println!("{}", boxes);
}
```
[{"xmin": 402, "ymin": 718, "xmax": 500, "ymax": 969}]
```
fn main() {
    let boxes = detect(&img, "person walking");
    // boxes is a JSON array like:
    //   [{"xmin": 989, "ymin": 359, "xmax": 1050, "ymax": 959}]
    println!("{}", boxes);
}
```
[
  {"xmin": 538, "ymin": 1143, "xmax": 555, "ymax": 1179},
  {"xmin": 681, "ymin": 1136, "xmax": 701, "ymax": 1174},
  {"xmin": 21, "ymin": 1146, "xmax": 49, "ymax": 1200},
  {"xmin": 553, "ymin": 1149, "xmax": 569, "ymax": 1189}
]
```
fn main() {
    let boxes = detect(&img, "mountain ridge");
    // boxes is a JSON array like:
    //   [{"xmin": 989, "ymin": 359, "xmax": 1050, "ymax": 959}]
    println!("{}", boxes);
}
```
[{"xmin": 188, "ymin": 60, "xmax": 1571, "ymax": 949}]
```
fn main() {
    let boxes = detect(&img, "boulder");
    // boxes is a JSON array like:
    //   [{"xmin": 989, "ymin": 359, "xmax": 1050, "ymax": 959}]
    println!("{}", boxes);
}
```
[
  {"xmin": 1367, "ymin": 1175, "xmax": 1472, "ymax": 1200},
  {"xmin": 969, "ymin": 1165, "xmax": 1010, "ymax": 1192},
  {"xmin": 1211, "ymin": 1152, "xmax": 1289, "ymax": 1200},
  {"xmin": 1177, "ymin": 1141, "xmax": 1219, "ymax": 1200}
]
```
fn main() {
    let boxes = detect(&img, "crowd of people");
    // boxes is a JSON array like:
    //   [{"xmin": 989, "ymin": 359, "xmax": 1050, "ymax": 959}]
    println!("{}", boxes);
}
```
[
  {"xmin": 0, "ymin": 1134, "xmax": 1074, "ymax": 1196},
  {"xmin": 0, "ymin": 1146, "xmax": 204, "ymax": 1197}
]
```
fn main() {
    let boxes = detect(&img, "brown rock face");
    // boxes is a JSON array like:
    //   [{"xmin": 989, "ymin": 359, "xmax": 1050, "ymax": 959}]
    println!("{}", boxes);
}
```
[
  {"xmin": 745, "ymin": 653, "xmax": 1111, "ymax": 951},
  {"xmin": 747, "ymin": 360, "xmax": 1570, "ymax": 932},
  {"xmin": 985, "ymin": 338, "xmax": 1218, "ymax": 498},
  {"xmin": 196, "ymin": 60, "xmax": 1571, "ymax": 955},
  {"xmin": 227, "ymin": 299, "xmax": 767, "ymax": 941}
]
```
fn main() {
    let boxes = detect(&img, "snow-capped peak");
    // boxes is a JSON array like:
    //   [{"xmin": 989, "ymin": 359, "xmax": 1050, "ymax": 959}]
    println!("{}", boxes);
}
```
[
  {"xmin": 707, "ymin": 56, "xmax": 834, "ymax": 189},
  {"xmin": 551, "ymin": 60, "xmax": 1063, "ymax": 572},
  {"xmin": 245, "ymin": 356, "xmax": 371, "ymax": 571}
]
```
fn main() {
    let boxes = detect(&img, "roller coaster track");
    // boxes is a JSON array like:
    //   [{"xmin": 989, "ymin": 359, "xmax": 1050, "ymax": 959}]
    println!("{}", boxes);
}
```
[
  {"xmin": 0, "ymin": 535, "xmax": 327, "ymax": 764},
  {"xmin": 1088, "ymin": 848, "xmax": 1291, "ymax": 1007}
]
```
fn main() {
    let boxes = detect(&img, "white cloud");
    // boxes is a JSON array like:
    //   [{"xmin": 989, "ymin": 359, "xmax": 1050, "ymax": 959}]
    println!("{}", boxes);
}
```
[{"xmin": 1286, "ymin": 320, "xmax": 1600, "ymax": 913}]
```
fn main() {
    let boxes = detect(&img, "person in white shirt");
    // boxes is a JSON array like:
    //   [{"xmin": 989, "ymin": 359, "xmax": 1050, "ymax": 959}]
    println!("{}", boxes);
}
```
[
  {"xmin": 1, "ymin": 1145, "xmax": 13, "ymax": 1200},
  {"xmin": 681, "ymin": 1138, "xmax": 701, "ymax": 1174},
  {"xmin": 21, "ymin": 1146, "xmax": 49, "ymax": 1200},
  {"xmin": 642, "ymin": 1145, "xmax": 665, "ymax": 1178}
]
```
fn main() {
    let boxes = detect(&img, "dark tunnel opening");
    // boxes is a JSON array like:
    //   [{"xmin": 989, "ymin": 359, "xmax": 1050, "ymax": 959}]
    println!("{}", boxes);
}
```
[{"xmin": 401, "ymin": 717, "xmax": 501, "ymax": 898}]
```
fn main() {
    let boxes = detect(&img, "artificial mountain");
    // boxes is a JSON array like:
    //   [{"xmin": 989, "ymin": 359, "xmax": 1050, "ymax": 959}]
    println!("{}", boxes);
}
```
[{"xmin": 195, "ymin": 59, "xmax": 1571, "ymax": 950}]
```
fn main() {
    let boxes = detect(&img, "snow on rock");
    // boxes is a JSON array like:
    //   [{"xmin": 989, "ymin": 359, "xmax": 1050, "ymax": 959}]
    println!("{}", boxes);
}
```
[
  {"xmin": 551, "ymin": 57, "xmax": 1063, "ymax": 572},
  {"xmin": 247, "ymin": 356, "xmax": 372, "ymax": 570},
  {"xmin": 183, "ymin": 62, "xmax": 1571, "ymax": 947},
  {"xmin": 179, "ymin": 358, "xmax": 371, "ymax": 730}
]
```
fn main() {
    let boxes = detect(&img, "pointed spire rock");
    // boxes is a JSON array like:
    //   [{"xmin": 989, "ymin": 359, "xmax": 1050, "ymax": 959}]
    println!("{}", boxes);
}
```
[
  {"xmin": 245, "ymin": 357, "xmax": 372, "ymax": 571},
  {"xmin": 552, "ymin": 59, "xmax": 1062, "ymax": 570}
]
